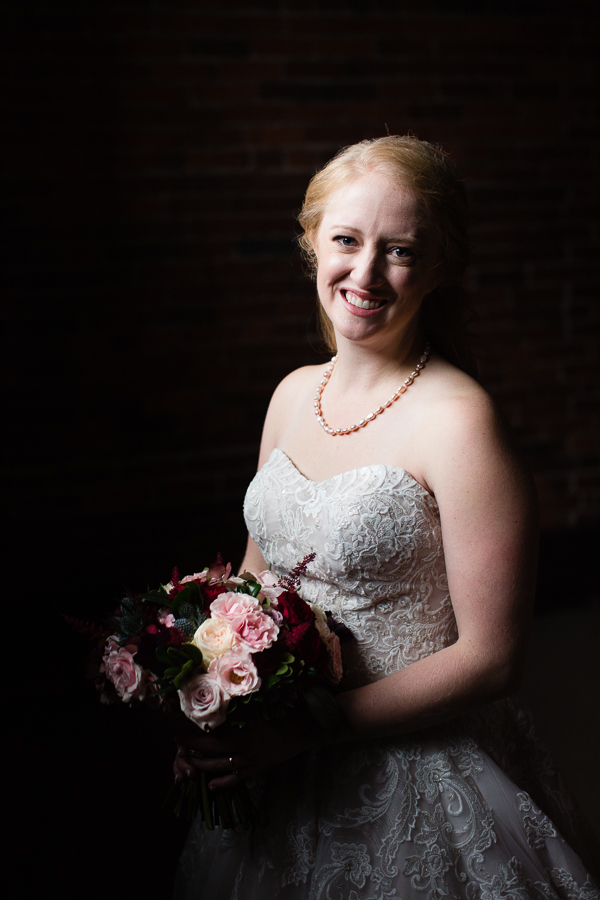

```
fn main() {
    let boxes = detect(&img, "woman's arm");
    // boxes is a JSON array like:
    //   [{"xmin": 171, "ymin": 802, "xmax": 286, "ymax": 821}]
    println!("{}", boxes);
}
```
[
  {"xmin": 177, "ymin": 383, "xmax": 538, "ymax": 786},
  {"xmin": 337, "ymin": 389, "xmax": 538, "ymax": 738},
  {"xmin": 239, "ymin": 535, "xmax": 268, "ymax": 576}
]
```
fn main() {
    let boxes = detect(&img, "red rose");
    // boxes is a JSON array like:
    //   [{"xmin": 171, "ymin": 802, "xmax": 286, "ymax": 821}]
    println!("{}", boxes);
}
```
[
  {"xmin": 253, "ymin": 644, "xmax": 282, "ymax": 678},
  {"xmin": 283, "ymin": 619, "xmax": 329, "ymax": 677},
  {"xmin": 201, "ymin": 583, "xmax": 228, "ymax": 609},
  {"xmin": 277, "ymin": 590, "xmax": 313, "ymax": 628}
]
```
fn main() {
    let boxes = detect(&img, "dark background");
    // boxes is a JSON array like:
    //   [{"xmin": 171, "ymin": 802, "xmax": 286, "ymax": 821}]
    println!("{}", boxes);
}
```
[{"xmin": 3, "ymin": 1, "xmax": 598, "ymax": 897}]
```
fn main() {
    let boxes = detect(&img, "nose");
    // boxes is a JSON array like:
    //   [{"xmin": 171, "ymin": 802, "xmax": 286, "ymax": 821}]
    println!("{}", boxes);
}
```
[{"xmin": 352, "ymin": 245, "xmax": 385, "ymax": 289}]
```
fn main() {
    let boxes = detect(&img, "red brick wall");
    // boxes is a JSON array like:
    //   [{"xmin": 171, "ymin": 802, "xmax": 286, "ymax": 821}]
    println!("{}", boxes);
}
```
[
  {"xmin": 3, "ymin": 0, "xmax": 598, "ymax": 564},
  {"xmin": 6, "ymin": 5, "xmax": 597, "ymax": 894}
]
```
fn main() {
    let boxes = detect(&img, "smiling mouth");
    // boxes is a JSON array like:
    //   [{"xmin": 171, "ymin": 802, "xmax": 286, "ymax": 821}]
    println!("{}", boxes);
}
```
[{"xmin": 343, "ymin": 290, "xmax": 386, "ymax": 311}]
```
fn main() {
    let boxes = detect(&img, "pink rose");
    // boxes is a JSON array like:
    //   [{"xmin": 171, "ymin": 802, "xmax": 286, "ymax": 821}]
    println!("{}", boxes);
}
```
[
  {"xmin": 178, "ymin": 673, "xmax": 229, "ymax": 731},
  {"xmin": 180, "ymin": 571, "xmax": 207, "ymax": 585},
  {"xmin": 209, "ymin": 591, "xmax": 260, "ymax": 622},
  {"xmin": 208, "ymin": 648, "xmax": 261, "ymax": 696},
  {"xmin": 231, "ymin": 608, "xmax": 279, "ymax": 652},
  {"xmin": 192, "ymin": 617, "xmax": 239, "ymax": 662},
  {"xmin": 255, "ymin": 570, "xmax": 286, "ymax": 603},
  {"xmin": 102, "ymin": 637, "xmax": 147, "ymax": 702},
  {"xmin": 180, "ymin": 558, "xmax": 232, "ymax": 586}
]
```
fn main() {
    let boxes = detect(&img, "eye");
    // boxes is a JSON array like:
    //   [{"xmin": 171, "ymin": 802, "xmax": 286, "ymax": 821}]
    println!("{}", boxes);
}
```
[
  {"xmin": 389, "ymin": 246, "xmax": 415, "ymax": 261},
  {"xmin": 334, "ymin": 235, "xmax": 356, "ymax": 248}
]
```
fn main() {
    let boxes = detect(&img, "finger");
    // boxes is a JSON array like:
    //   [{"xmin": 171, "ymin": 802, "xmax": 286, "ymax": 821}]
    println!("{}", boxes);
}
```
[
  {"xmin": 208, "ymin": 772, "xmax": 245, "ymax": 791},
  {"xmin": 173, "ymin": 754, "xmax": 196, "ymax": 780},
  {"xmin": 187, "ymin": 755, "xmax": 243, "ymax": 775},
  {"xmin": 175, "ymin": 734, "xmax": 235, "ymax": 756}
]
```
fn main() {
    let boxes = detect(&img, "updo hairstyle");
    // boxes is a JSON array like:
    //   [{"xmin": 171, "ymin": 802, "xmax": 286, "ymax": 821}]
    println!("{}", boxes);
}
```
[{"xmin": 297, "ymin": 135, "xmax": 478, "ymax": 378}]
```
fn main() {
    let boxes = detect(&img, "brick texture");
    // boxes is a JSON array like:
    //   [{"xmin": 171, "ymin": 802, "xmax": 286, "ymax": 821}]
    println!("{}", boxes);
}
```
[{"xmin": 2, "ymin": 0, "xmax": 598, "ymax": 583}]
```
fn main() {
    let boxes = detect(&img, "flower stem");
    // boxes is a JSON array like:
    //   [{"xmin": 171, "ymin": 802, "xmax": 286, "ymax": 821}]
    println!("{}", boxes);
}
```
[{"xmin": 200, "ymin": 772, "xmax": 214, "ymax": 830}]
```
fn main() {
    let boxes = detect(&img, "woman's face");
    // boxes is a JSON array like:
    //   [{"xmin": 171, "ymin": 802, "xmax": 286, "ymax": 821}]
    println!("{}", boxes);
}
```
[{"xmin": 312, "ymin": 171, "xmax": 441, "ymax": 352}]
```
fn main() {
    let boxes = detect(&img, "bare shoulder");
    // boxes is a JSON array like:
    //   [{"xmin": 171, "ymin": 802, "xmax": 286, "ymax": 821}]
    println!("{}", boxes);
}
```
[
  {"xmin": 270, "ymin": 364, "xmax": 321, "ymax": 406},
  {"xmin": 418, "ymin": 357, "xmax": 535, "ymax": 504},
  {"xmin": 257, "ymin": 364, "xmax": 322, "ymax": 468},
  {"xmin": 421, "ymin": 357, "xmax": 509, "ymax": 445}
]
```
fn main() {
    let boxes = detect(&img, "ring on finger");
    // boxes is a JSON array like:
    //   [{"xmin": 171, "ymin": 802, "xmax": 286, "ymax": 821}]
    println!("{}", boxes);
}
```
[
  {"xmin": 229, "ymin": 756, "xmax": 239, "ymax": 776},
  {"xmin": 188, "ymin": 749, "xmax": 203, "ymax": 759}
]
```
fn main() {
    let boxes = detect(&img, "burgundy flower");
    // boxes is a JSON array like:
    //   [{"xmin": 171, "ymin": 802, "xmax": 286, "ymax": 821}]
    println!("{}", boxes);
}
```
[
  {"xmin": 201, "ymin": 582, "xmax": 228, "ymax": 609},
  {"xmin": 253, "ymin": 644, "xmax": 283, "ymax": 678},
  {"xmin": 167, "ymin": 567, "xmax": 183, "ymax": 597},
  {"xmin": 136, "ymin": 623, "xmax": 186, "ymax": 669},
  {"xmin": 283, "ymin": 620, "xmax": 329, "ymax": 677},
  {"xmin": 277, "ymin": 590, "xmax": 314, "ymax": 628}
]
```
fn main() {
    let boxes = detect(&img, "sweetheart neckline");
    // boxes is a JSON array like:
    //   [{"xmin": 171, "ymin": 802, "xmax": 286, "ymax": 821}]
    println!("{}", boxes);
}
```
[{"xmin": 268, "ymin": 447, "xmax": 435, "ymax": 500}]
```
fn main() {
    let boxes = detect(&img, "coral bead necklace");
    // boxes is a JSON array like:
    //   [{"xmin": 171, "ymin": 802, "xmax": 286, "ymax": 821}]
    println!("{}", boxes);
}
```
[{"xmin": 314, "ymin": 343, "xmax": 430, "ymax": 436}]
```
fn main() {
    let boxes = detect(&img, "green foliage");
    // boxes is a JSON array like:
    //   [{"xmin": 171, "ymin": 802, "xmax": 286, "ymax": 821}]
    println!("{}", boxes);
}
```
[
  {"xmin": 155, "ymin": 641, "xmax": 205, "ymax": 688},
  {"xmin": 234, "ymin": 580, "xmax": 261, "ymax": 598},
  {"xmin": 174, "ymin": 659, "xmax": 195, "ymax": 689},
  {"xmin": 265, "ymin": 652, "xmax": 296, "ymax": 690},
  {"xmin": 141, "ymin": 585, "xmax": 170, "ymax": 604},
  {"xmin": 171, "ymin": 582, "xmax": 201, "ymax": 618}
]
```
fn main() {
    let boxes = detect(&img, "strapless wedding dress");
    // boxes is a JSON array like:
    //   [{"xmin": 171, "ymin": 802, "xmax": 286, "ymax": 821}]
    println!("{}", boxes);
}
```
[{"xmin": 173, "ymin": 448, "xmax": 598, "ymax": 900}]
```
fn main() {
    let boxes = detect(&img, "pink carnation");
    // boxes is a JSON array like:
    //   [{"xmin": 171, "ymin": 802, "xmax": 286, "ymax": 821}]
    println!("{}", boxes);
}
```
[
  {"xmin": 210, "ymin": 591, "xmax": 260, "ymax": 622},
  {"xmin": 231, "ymin": 608, "xmax": 279, "ymax": 652},
  {"xmin": 208, "ymin": 648, "xmax": 261, "ymax": 696},
  {"xmin": 178, "ymin": 673, "xmax": 229, "ymax": 732}
]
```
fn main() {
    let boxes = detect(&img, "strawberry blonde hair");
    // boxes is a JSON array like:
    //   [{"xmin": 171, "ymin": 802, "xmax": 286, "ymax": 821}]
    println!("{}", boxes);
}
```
[{"xmin": 297, "ymin": 135, "xmax": 478, "ymax": 378}]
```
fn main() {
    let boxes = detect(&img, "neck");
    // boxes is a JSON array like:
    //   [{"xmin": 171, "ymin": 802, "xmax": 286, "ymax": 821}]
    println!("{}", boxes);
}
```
[{"xmin": 330, "ymin": 324, "xmax": 424, "ymax": 392}]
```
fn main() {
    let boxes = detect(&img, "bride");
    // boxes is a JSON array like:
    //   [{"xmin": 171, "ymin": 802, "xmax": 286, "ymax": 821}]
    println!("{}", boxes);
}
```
[{"xmin": 173, "ymin": 136, "xmax": 599, "ymax": 898}]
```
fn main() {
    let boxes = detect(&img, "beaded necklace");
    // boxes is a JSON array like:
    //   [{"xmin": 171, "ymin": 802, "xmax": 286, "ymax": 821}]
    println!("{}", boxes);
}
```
[{"xmin": 314, "ymin": 343, "xmax": 430, "ymax": 436}]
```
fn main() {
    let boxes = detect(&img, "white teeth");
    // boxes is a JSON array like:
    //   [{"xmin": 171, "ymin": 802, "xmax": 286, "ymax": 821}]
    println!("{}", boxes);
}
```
[{"xmin": 345, "ymin": 290, "xmax": 384, "ymax": 310}]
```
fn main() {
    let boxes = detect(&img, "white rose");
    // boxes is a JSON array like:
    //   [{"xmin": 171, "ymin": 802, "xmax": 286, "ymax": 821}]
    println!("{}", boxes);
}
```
[
  {"xmin": 312, "ymin": 605, "xmax": 330, "ymax": 641},
  {"xmin": 192, "ymin": 616, "xmax": 238, "ymax": 663}
]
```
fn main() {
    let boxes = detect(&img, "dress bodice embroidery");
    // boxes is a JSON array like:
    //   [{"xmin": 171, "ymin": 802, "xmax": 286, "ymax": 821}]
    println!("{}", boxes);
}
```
[
  {"xmin": 243, "ymin": 448, "xmax": 458, "ymax": 687},
  {"xmin": 174, "ymin": 449, "xmax": 599, "ymax": 900}
]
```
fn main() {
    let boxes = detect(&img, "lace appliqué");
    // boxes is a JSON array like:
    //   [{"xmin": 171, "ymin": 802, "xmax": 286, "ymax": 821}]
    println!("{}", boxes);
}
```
[
  {"xmin": 282, "ymin": 820, "xmax": 317, "ymax": 887},
  {"xmin": 172, "ymin": 450, "xmax": 600, "ymax": 900},
  {"xmin": 244, "ymin": 449, "xmax": 457, "ymax": 689},
  {"xmin": 518, "ymin": 791, "xmax": 560, "ymax": 850}
]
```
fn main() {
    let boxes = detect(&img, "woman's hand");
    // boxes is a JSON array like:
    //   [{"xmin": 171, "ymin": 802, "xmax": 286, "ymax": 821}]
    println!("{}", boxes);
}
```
[{"xmin": 173, "ymin": 719, "xmax": 316, "ymax": 791}]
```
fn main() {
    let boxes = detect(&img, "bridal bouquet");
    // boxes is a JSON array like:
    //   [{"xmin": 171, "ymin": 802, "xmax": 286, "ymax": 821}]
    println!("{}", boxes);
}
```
[{"xmin": 67, "ymin": 554, "xmax": 349, "ymax": 828}]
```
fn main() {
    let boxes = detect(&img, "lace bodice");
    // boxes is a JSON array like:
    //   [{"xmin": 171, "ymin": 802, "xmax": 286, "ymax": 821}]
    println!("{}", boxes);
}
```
[
  {"xmin": 176, "ymin": 450, "xmax": 599, "ymax": 900},
  {"xmin": 243, "ymin": 448, "xmax": 458, "ymax": 687}
]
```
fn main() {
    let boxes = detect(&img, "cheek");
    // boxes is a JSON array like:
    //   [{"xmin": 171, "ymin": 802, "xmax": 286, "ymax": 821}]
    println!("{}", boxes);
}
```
[
  {"xmin": 316, "ymin": 259, "xmax": 339, "ymax": 296},
  {"xmin": 396, "ymin": 264, "xmax": 437, "ymax": 295}
]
